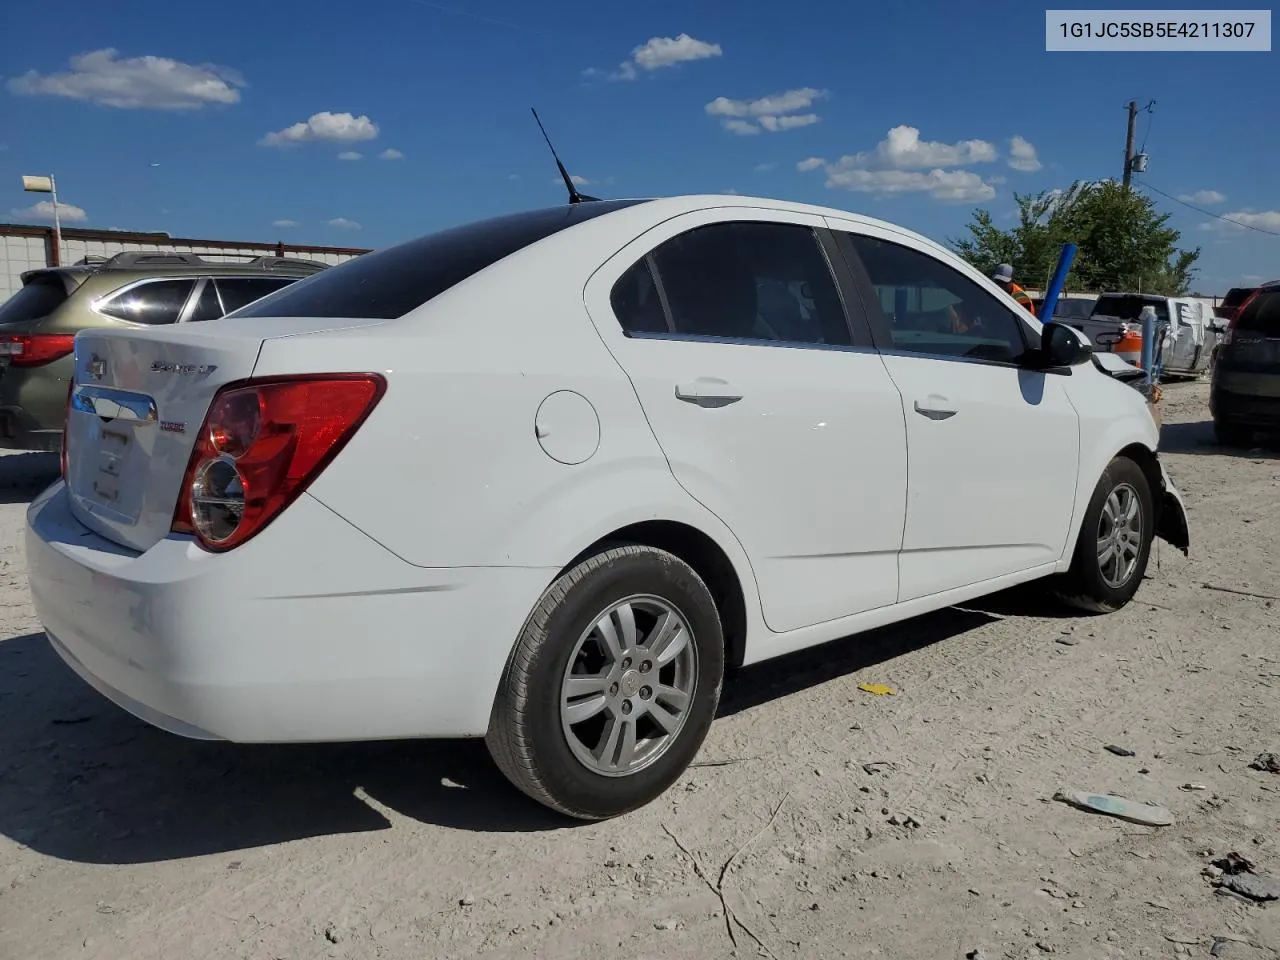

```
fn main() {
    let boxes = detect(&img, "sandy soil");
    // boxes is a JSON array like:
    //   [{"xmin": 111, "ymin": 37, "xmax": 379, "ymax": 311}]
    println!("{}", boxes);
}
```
[{"xmin": 1, "ymin": 380, "xmax": 1277, "ymax": 960}]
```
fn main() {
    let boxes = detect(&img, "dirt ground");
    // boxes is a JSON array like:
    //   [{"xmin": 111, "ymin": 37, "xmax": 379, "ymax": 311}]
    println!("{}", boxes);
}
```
[{"xmin": 1, "ymin": 379, "xmax": 1277, "ymax": 960}]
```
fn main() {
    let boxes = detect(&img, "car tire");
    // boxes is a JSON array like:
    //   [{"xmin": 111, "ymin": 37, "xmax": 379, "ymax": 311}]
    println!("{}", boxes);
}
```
[
  {"xmin": 1051, "ymin": 456, "xmax": 1154, "ymax": 614},
  {"xmin": 1214, "ymin": 419, "xmax": 1251, "ymax": 447},
  {"xmin": 486, "ymin": 544, "xmax": 724, "ymax": 820}
]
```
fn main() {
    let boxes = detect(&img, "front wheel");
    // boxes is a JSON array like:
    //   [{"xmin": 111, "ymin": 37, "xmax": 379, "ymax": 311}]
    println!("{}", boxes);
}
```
[
  {"xmin": 486, "ymin": 545, "xmax": 724, "ymax": 820},
  {"xmin": 1052, "ymin": 456, "xmax": 1154, "ymax": 613}
]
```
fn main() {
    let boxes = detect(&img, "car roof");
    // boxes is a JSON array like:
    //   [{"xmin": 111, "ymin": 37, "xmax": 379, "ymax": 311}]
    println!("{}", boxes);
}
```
[
  {"xmin": 617, "ymin": 193, "xmax": 963, "ymax": 260},
  {"xmin": 20, "ymin": 252, "xmax": 327, "ymax": 287}
]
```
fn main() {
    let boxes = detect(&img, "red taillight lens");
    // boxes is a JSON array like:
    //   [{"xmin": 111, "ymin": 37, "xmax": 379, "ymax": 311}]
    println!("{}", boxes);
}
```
[
  {"xmin": 172, "ymin": 374, "xmax": 385, "ymax": 551},
  {"xmin": 1221, "ymin": 290, "xmax": 1260, "ymax": 346},
  {"xmin": 0, "ymin": 334, "xmax": 77, "ymax": 367}
]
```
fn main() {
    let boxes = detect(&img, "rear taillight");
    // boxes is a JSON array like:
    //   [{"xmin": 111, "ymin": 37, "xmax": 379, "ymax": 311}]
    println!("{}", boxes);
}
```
[
  {"xmin": 0, "ymin": 334, "xmax": 77, "ymax": 367},
  {"xmin": 60, "ymin": 379, "xmax": 73, "ymax": 479},
  {"xmin": 172, "ymin": 374, "xmax": 386, "ymax": 552},
  {"xmin": 1220, "ymin": 290, "xmax": 1261, "ymax": 346}
]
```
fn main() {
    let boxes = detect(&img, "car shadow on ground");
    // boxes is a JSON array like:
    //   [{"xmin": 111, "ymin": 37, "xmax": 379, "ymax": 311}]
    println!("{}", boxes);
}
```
[
  {"xmin": 0, "ymin": 585, "xmax": 1074, "ymax": 865},
  {"xmin": 1161, "ymin": 419, "xmax": 1280, "ymax": 459},
  {"xmin": 0, "ymin": 452, "xmax": 59, "ymax": 505}
]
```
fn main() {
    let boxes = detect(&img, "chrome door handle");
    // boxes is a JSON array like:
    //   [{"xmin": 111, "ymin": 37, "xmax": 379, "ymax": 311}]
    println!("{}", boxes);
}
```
[
  {"xmin": 676, "ymin": 380, "xmax": 742, "ymax": 408},
  {"xmin": 914, "ymin": 397, "xmax": 957, "ymax": 420}
]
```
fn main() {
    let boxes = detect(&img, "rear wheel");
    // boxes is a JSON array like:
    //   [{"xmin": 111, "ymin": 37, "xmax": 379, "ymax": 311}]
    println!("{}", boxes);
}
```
[
  {"xmin": 1052, "ymin": 456, "xmax": 1154, "ymax": 613},
  {"xmin": 1214, "ymin": 419, "xmax": 1252, "ymax": 447},
  {"xmin": 486, "ymin": 545, "xmax": 724, "ymax": 820}
]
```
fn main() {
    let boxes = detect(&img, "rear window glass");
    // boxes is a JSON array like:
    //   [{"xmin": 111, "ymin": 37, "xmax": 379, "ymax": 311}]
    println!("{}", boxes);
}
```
[
  {"xmin": 0, "ymin": 277, "xmax": 67, "ymax": 325},
  {"xmin": 1235, "ymin": 289, "xmax": 1280, "ymax": 333},
  {"xmin": 1221, "ymin": 287, "xmax": 1257, "ymax": 309},
  {"xmin": 98, "ymin": 279, "xmax": 196, "ymax": 325},
  {"xmin": 231, "ymin": 200, "xmax": 650, "ymax": 320},
  {"xmin": 215, "ymin": 277, "xmax": 296, "ymax": 314},
  {"xmin": 1091, "ymin": 295, "xmax": 1169, "ymax": 324}
]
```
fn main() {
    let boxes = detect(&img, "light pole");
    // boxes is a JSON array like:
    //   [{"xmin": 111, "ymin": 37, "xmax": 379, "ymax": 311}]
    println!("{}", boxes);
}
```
[{"xmin": 22, "ymin": 174, "xmax": 63, "ymax": 266}]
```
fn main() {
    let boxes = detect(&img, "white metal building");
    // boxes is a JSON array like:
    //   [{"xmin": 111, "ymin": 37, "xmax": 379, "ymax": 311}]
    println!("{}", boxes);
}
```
[{"xmin": 1, "ymin": 223, "xmax": 370, "ymax": 303}]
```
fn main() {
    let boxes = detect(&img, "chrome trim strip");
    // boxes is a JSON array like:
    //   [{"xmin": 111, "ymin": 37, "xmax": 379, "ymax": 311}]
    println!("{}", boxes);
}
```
[{"xmin": 71, "ymin": 385, "xmax": 158, "ymax": 423}]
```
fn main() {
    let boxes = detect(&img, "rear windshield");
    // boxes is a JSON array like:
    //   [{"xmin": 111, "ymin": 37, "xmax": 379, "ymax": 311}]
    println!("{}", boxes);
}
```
[
  {"xmin": 1053, "ymin": 298, "xmax": 1095, "ymax": 320},
  {"xmin": 1235, "ymin": 289, "xmax": 1280, "ymax": 333},
  {"xmin": 1221, "ymin": 287, "xmax": 1257, "ymax": 309},
  {"xmin": 0, "ymin": 276, "xmax": 68, "ymax": 326},
  {"xmin": 1091, "ymin": 295, "xmax": 1169, "ymax": 324},
  {"xmin": 231, "ymin": 200, "xmax": 649, "ymax": 320}
]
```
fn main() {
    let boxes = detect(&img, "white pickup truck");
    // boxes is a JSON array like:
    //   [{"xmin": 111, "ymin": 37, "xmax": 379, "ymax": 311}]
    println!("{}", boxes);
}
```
[{"xmin": 1064, "ymin": 292, "xmax": 1223, "ymax": 377}]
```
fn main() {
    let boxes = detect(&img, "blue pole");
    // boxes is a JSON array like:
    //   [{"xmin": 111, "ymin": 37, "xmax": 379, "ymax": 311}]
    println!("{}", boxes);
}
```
[
  {"xmin": 1140, "ymin": 305, "xmax": 1156, "ymax": 385},
  {"xmin": 1038, "ymin": 242, "xmax": 1077, "ymax": 324}
]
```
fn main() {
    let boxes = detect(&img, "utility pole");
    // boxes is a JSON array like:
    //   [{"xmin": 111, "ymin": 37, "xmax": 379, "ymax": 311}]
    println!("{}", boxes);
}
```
[{"xmin": 1122, "ymin": 100, "xmax": 1138, "ymax": 189}]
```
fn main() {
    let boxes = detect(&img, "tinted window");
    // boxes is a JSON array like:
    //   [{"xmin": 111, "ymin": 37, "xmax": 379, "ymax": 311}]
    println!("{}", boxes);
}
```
[
  {"xmin": 1221, "ymin": 287, "xmax": 1257, "ymax": 310},
  {"xmin": 216, "ymin": 277, "xmax": 296, "ymax": 314},
  {"xmin": 639, "ymin": 222, "xmax": 851, "ymax": 345},
  {"xmin": 1235, "ymin": 289, "xmax": 1280, "ymax": 333},
  {"xmin": 0, "ymin": 277, "xmax": 67, "ymax": 325},
  {"xmin": 1053, "ymin": 298, "xmax": 1096, "ymax": 321},
  {"xmin": 611, "ymin": 258, "xmax": 669, "ymax": 333},
  {"xmin": 1091, "ymin": 294, "xmax": 1170, "ymax": 325},
  {"xmin": 843, "ymin": 234, "xmax": 1029, "ymax": 362},
  {"xmin": 186, "ymin": 280, "xmax": 223, "ymax": 322},
  {"xmin": 98, "ymin": 279, "xmax": 195, "ymax": 325},
  {"xmin": 233, "ymin": 200, "xmax": 650, "ymax": 320}
]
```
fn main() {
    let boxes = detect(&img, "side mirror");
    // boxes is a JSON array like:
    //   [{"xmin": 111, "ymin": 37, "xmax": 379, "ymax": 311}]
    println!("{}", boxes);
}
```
[{"xmin": 1040, "ymin": 321, "xmax": 1093, "ymax": 367}]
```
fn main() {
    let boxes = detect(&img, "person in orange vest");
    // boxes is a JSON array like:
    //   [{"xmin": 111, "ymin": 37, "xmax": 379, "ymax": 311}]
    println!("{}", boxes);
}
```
[{"xmin": 992, "ymin": 263, "xmax": 1036, "ymax": 316}]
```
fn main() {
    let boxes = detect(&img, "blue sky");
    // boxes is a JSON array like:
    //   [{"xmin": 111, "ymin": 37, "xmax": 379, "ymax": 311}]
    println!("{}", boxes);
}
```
[{"xmin": 1, "ymin": 0, "xmax": 1276, "ymax": 293}]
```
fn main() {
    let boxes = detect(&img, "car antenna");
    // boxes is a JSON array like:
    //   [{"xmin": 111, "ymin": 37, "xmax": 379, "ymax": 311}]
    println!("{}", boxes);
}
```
[{"xmin": 531, "ymin": 107, "xmax": 600, "ymax": 204}]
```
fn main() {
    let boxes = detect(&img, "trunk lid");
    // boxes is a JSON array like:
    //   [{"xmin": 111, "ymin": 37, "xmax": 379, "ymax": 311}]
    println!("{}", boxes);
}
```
[{"xmin": 65, "ymin": 316, "xmax": 384, "ymax": 552}]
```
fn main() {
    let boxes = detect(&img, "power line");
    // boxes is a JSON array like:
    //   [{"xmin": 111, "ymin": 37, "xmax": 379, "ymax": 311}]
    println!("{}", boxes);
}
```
[
  {"xmin": 1141, "ymin": 181, "xmax": 1280, "ymax": 237},
  {"xmin": 1138, "ymin": 99, "xmax": 1156, "ymax": 153}
]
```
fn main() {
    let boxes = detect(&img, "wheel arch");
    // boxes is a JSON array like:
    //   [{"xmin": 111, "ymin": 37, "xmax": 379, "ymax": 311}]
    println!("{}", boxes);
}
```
[{"xmin": 559, "ymin": 519, "xmax": 751, "ymax": 670}]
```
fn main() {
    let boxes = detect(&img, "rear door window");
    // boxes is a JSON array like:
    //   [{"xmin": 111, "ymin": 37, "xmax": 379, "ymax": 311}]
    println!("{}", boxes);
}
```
[
  {"xmin": 636, "ymin": 221, "xmax": 853, "ymax": 345},
  {"xmin": 215, "ymin": 277, "xmax": 296, "ymax": 315},
  {"xmin": 0, "ymin": 277, "xmax": 68, "ymax": 325},
  {"xmin": 231, "ymin": 199, "xmax": 649, "ymax": 320},
  {"xmin": 98, "ymin": 279, "xmax": 196, "ymax": 325},
  {"xmin": 1234, "ymin": 290, "xmax": 1280, "ymax": 334}
]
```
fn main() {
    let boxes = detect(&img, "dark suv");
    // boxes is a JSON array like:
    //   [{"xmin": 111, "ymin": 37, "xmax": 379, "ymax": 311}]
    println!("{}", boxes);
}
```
[
  {"xmin": 1211, "ymin": 279, "xmax": 1280, "ymax": 446},
  {"xmin": 0, "ymin": 252, "xmax": 326, "ymax": 451}
]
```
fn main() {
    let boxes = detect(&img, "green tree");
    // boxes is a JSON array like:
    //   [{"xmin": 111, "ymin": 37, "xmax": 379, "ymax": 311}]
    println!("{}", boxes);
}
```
[{"xmin": 950, "ymin": 180, "xmax": 1201, "ymax": 296}]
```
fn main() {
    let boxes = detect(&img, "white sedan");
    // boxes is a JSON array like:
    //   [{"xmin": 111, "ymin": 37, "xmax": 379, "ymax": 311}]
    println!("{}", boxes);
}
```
[{"xmin": 25, "ymin": 195, "xmax": 1189, "ymax": 820}]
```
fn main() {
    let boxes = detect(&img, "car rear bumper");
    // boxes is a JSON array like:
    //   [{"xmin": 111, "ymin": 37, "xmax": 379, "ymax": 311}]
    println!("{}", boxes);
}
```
[
  {"xmin": 26, "ymin": 482, "xmax": 555, "ymax": 742},
  {"xmin": 1211, "ymin": 382, "xmax": 1280, "ymax": 427}
]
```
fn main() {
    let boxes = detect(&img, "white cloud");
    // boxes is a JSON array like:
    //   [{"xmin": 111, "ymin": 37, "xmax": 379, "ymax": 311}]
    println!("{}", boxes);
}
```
[
  {"xmin": 338, "ymin": 151, "xmax": 363, "ymax": 161},
  {"xmin": 379, "ymin": 148, "xmax": 405, "ymax": 160},
  {"xmin": 600, "ymin": 33, "xmax": 721, "ymax": 81},
  {"xmin": 798, "ymin": 125, "xmax": 1002, "ymax": 202},
  {"xmin": 9, "ymin": 200, "xmax": 89, "ymax": 223},
  {"xmin": 272, "ymin": 219, "xmax": 299, "ymax": 228},
  {"xmin": 326, "ymin": 217, "xmax": 362, "ymax": 230},
  {"xmin": 260, "ymin": 111, "xmax": 379, "ymax": 147},
  {"xmin": 706, "ymin": 87, "xmax": 827, "ymax": 135},
  {"xmin": 836, "ymin": 125, "xmax": 997, "ymax": 169},
  {"xmin": 827, "ymin": 168, "xmax": 996, "ymax": 202},
  {"xmin": 507, "ymin": 173, "xmax": 521, "ymax": 181},
  {"xmin": 1008, "ymin": 135, "xmax": 1042, "ymax": 172},
  {"xmin": 1209, "ymin": 210, "xmax": 1280, "ymax": 231},
  {"xmin": 550, "ymin": 174, "xmax": 593, "ymax": 185},
  {"xmin": 1178, "ymin": 189, "xmax": 1226, "ymax": 204},
  {"xmin": 754, "ymin": 162, "xmax": 778, "ymax": 172},
  {"xmin": 7, "ymin": 48, "xmax": 244, "ymax": 110}
]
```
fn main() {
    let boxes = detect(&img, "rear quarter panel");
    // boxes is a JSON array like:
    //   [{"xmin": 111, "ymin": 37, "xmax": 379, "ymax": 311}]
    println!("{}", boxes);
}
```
[{"xmin": 261, "ymin": 230, "xmax": 761, "ymax": 594}]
